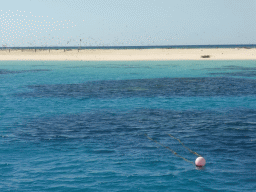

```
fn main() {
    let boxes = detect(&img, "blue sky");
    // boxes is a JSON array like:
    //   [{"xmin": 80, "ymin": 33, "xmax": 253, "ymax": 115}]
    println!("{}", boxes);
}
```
[{"xmin": 1, "ymin": 0, "xmax": 255, "ymax": 47}]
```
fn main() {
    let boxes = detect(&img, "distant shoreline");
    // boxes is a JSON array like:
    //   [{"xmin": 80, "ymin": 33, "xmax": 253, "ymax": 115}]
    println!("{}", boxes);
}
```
[
  {"xmin": 1, "ymin": 44, "xmax": 256, "ymax": 50},
  {"xmin": 0, "ymin": 48, "xmax": 255, "ymax": 61}
]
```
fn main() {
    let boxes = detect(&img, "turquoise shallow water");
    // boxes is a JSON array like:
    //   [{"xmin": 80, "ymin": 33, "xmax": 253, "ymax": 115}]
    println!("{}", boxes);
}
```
[{"xmin": 1, "ymin": 60, "xmax": 256, "ymax": 191}]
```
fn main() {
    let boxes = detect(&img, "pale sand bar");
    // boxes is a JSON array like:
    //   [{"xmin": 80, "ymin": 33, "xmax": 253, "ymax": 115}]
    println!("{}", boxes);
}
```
[{"xmin": 0, "ymin": 48, "xmax": 255, "ymax": 61}]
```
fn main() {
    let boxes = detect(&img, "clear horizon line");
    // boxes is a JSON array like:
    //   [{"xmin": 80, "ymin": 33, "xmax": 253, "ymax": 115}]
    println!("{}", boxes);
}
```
[{"xmin": 1, "ymin": 43, "xmax": 256, "ymax": 49}]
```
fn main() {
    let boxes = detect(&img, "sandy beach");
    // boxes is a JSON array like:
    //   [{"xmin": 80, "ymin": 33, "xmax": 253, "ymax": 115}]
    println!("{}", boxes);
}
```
[{"xmin": 0, "ymin": 48, "xmax": 255, "ymax": 61}]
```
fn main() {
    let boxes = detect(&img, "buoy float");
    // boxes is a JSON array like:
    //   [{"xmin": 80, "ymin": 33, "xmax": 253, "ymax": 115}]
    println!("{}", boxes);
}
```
[{"xmin": 195, "ymin": 157, "xmax": 206, "ymax": 167}]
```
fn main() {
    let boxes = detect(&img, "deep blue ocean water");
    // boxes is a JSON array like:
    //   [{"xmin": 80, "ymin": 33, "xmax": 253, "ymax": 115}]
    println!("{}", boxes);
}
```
[{"xmin": 1, "ymin": 60, "xmax": 256, "ymax": 191}]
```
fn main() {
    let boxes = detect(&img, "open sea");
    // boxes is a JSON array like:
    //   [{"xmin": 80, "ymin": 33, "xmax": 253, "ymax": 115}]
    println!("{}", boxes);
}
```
[{"xmin": 1, "ymin": 60, "xmax": 256, "ymax": 191}]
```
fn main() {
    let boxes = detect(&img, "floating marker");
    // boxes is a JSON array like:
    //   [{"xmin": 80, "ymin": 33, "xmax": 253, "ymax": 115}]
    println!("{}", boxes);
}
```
[
  {"xmin": 146, "ymin": 133, "xmax": 206, "ymax": 167},
  {"xmin": 195, "ymin": 157, "xmax": 206, "ymax": 167}
]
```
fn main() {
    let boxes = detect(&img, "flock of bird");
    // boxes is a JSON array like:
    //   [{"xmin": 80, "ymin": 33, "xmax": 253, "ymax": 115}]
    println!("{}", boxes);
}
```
[
  {"xmin": 0, "ymin": 10, "xmax": 78, "ymax": 47},
  {"xmin": 1, "ymin": 10, "xmax": 183, "ymax": 47}
]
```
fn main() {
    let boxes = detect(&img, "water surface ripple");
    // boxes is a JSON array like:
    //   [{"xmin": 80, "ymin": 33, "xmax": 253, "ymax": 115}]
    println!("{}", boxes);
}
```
[
  {"xmin": 16, "ymin": 77, "xmax": 256, "ymax": 99},
  {"xmin": 1, "ymin": 61, "xmax": 256, "ymax": 191}
]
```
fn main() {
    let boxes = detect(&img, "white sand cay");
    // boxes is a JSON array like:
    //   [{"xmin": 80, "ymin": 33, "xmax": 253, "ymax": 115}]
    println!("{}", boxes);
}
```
[{"xmin": 0, "ymin": 48, "xmax": 255, "ymax": 61}]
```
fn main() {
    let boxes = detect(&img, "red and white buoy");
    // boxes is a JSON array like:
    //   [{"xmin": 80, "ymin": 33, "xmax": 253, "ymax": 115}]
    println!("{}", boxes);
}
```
[{"xmin": 195, "ymin": 157, "xmax": 206, "ymax": 167}]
